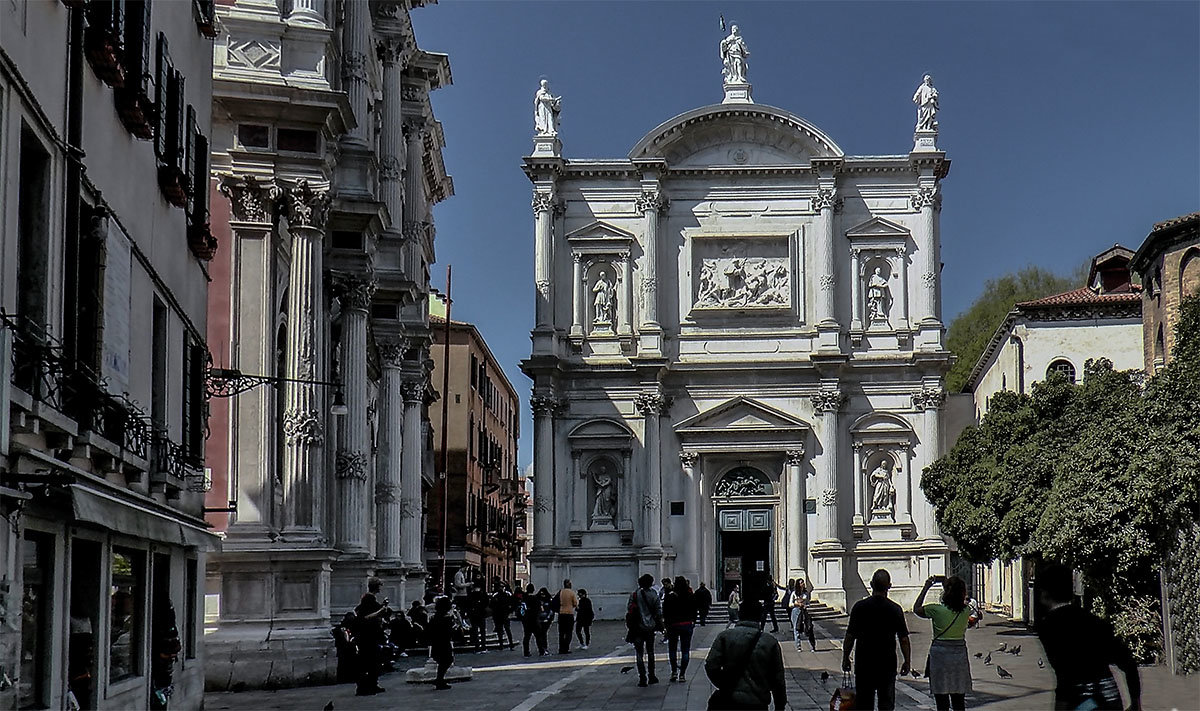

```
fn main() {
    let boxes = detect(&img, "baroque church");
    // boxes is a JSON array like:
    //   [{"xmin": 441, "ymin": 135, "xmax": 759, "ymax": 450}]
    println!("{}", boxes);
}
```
[{"xmin": 521, "ymin": 27, "xmax": 952, "ymax": 614}]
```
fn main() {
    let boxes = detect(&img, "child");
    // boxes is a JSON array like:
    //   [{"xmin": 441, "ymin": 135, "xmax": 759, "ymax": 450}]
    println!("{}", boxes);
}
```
[{"xmin": 575, "ymin": 589, "xmax": 595, "ymax": 649}]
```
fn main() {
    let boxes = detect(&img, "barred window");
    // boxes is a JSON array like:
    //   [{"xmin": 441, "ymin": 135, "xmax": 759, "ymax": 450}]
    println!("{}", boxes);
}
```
[{"xmin": 1046, "ymin": 359, "xmax": 1076, "ymax": 382}]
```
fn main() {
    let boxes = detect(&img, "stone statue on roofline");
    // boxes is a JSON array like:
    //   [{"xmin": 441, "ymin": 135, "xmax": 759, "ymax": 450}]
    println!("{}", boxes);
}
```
[
  {"xmin": 534, "ymin": 79, "xmax": 561, "ymax": 136},
  {"xmin": 913, "ymin": 74, "xmax": 939, "ymax": 133},
  {"xmin": 720, "ymin": 24, "xmax": 750, "ymax": 85}
]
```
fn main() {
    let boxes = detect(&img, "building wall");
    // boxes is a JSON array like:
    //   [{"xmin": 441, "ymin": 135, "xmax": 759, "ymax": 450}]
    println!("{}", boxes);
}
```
[{"xmin": 1141, "ymin": 240, "xmax": 1200, "ymax": 372}]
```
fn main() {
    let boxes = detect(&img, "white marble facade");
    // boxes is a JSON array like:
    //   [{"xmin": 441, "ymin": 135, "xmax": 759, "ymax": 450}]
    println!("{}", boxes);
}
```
[{"xmin": 522, "ymin": 58, "xmax": 952, "ymax": 614}]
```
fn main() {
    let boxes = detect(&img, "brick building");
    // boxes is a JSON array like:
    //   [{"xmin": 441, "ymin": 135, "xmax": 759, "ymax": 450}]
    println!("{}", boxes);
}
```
[
  {"xmin": 1131, "ymin": 212, "xmax": 1200, "ymax": 372},
  {"xmin": 427, "ymin": 296, "xmax": 523, "ymax": 590}
]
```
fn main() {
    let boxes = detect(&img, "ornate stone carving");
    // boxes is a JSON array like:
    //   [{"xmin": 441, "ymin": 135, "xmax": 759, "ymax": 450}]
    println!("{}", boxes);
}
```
[
  {"xmin": 589, "ymin": 459, "xmax": 617, "ymax": 526},
  {"xmin": 715, "ymin": 471, "xmax": 769, "ymax": 497},
  {"xmin": 531, "ymin": 191, "xmax": 555, "ymax": 215},
  {"xmin": 912, "ymin": 74, "xmax": 939, "ymax": 133},
  {"xmin": 377, "ymin": 338, "xmax": 407, "ymax": 367},
  {"xmin": 283, "ymin": 408, "xmax": 324, "ymax": 446},
  {"xmin": 376, "ymin": 37, "xmax": 407, "ymax": 66},
  {"xmin": 534, "ymin": 79, "xmax": 562, "ymax": 136},
  {"xmin": 868, "ymin": 458, "xmax": 896, "ymax": 518},
  {"xmin": 635, "ymin": 189, "xmax": 670, "ymax": 214},
  {"xmin": 374, "ymin": 481, "xmax": 399, "ymax": 505},
  {"xmin": 227, "ymin": 38, "xmax": 282, "ymax": 70},
  {"xmin": 399, "ymin": 497, "xmax": 422, "ymax": 519},
  {"xmin": 401, "ymin": 85, "xmax": 423, "ymax": 103},
  {"xmin": 810, "ymin": 390, "xmax": 846, "ymax": 415},
  {"xmin": 530, "ymin": 393, "xmax": 560, "ymax": 416},
  {"xmin": 219, "ymin": 175, "xmax": 281, "ymax": 224},
  {"xmin": 634, "ymin": 392, "xmax": 669, "ymax": 417},
  {"xmin": 402, "ymin": 220, "xmax": 427, "ymax": 242},
  {"xmin": 820, "ymin": 489, "xmax": 838, "ymax": 507},
  {"xmin": 379, "ymin": 156, "xmax": 403, "ymax": 181},
  {"xmin": 641, "ymin": 494, "xmax": 661, "ymax": 511},
  {"xmin": 533, "ymin": 495, "xmax": 553, "ymax": 513},
  {"xmin": 536, "ymin": 280, "xmax": 552, "ymax": 298},
  {"xmin": 921, "ymin": 272, "xmax": 937, "ymax": 289},
  {"xmin": 284, "ymin": 179, "xmax": 331, "ymax": 231},
  {"xmin": 912, "ymin": 388, "xmax": 946, "ymax": 411},
  {"xmin": 642, "ymin": 276, "xmax": 658, "ymax": 293},
  {"xmin": 679, "ymin": 451, "xmax": 699, "ymax": 468},
  {"xmin": 720, "ymin": 24, "xmax": 750, "ymax": 84},
  {"xmin": 341, "ymin": 51, "xmax": 368, "ymax": 82},
  {"xmin": 696, "ymin": 257, "xmax": 790, "ymax": 309},
  {"xmin": 335, "ymin": 449, "xmax": 369, "ymax": 481},
  {"xmin": 402, "ymin": 118, "xmax": 426, "ymax": 140},
  {"xmin": 818, "ymin": 274, "xmax": 836, "ymax": 291},
  {"xmin": 591, "ymin": 270, "xmax": 615, "ymax": 327},
  {"xmin": 335, "ymin": 274, "xmax": 376, "ymax": 312},
  {"xmin": 401, "ymin": 380, "xmax": 425, "ymax": 404},
  {"xmin": 911, "ymin": 186, "xmax": 941, "ymax": 211},
  {"xmin": 812, "ymin": 188, "xmax": 837, "ymax": 212},
  {"xmin": 785, "ymin": 448, "xmax": 805, "ymax": 465}
]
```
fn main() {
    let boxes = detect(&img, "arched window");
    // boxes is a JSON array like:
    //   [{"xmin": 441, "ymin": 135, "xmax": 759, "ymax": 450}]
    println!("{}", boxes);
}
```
[{"xmin": 1046, "ymin": 359, "xmax": 1076, "ymax": 382}]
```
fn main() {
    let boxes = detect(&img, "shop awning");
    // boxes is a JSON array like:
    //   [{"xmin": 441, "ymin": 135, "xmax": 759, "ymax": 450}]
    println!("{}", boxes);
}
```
[{"xmin": 70, "ymin": 485, "xmax": 221, "ymax": 551}]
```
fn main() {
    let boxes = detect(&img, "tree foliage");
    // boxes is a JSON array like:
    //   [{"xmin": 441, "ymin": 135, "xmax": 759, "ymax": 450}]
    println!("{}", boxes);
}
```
[
  {"xmin": 925, "ymin": 295, "xmax": 1200, "ymax": 664},
  {"xmin": 946, "ymin": 266, "xmax": 1082, "ymax": 392}
]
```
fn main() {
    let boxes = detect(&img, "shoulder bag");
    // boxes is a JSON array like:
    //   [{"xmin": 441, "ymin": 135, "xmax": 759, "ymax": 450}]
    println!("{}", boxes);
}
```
[{"xmin": 923, "ymin": 606, "xmax": 966, "ymax": 677}]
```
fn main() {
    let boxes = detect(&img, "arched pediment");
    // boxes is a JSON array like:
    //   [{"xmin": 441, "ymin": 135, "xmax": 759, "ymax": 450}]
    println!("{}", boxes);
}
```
[
  {"xmin": 628, "ymin": 104, "xmax": 844, "ymax": 167},
  {"xmin": 850, "ymin": 412, "xmax": 915, "ymax": 445},
  {"xmin": 568, "ymin": 418, "xmax": 634, "ymax": 451}
]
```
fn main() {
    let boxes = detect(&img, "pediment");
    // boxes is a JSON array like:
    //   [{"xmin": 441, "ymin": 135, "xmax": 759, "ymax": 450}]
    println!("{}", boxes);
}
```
[
  {"xmin": 674, "ymin": 397, "xmax": 811, "ymax": 436},
  {"xmin": 568, "ymin": 418, "xmax": 634, "ymax": 441},
  {"xmin": 849, "ymin": 412, "xmax": 915, "ymax": 444},
  {"xmin": 565, "ymin": 221, "xmax": 636, "ymax": 244},
  {"xmin": 846, "ymin": 216, "xmax": 910, "ymax": 239}
]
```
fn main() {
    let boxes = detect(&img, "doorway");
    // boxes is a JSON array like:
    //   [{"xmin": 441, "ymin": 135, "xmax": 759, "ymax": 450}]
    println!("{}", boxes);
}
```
[{"xmin": 718, "ymin": 530, "xmax": 770, "ymax": 601}]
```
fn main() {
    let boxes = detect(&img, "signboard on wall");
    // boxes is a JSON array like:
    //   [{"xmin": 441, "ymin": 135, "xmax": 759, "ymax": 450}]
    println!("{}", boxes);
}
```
[
  {"xmin": 102, "ymin": 221, "xmax": 132, "ymax": 394},
  {"xmin": 723, "ymin": 557, "xmax": 741, "ymax": 581}
]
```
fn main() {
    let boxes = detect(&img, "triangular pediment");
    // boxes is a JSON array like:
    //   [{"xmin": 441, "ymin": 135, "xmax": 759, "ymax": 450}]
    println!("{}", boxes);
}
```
[
  {"xmin": 674, "ymin": 397, "xmax": 811, "ymax": 435},
  {"xmin": 846, "ymin": 216, "xmax": 910, "ymax": 238},
  {"xmin": 565, "ymin": 221, "xmax": 636, "ymax": 243}
]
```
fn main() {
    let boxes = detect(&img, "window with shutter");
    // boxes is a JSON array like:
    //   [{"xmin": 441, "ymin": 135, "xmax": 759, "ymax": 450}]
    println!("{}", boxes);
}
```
[
  {"xmin": 185, "ymin": 106, "xmax": 197, "ymax": 202},
  {"xmin": 158, "ymin": 67, "xmax": 188, "ymax": 207},
  {"xmin": 116, "ymin": 0, "xmax": 153, "ymax": 137},
  {"xmin": 172, "ymin": 72, "xmax": 186, "ymax": 173},
  {"xmin": 86, "ymin": 0, "xmax": 127, "ymax": 87},
  {"xmin": 154, "ymin": 34, "xmax": 170, "ymax": 159}
]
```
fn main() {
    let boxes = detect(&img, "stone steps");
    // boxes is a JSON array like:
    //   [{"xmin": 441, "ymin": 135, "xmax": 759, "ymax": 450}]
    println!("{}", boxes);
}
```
[{"xmin": 708, "ymin": 599, "xmax": 844, "ymax": 620}]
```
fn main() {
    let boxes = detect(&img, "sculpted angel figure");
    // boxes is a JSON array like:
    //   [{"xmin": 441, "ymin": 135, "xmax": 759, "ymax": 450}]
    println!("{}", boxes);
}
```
[
  {"xmin": 720, "ymin": 25, "xmax": 750, "ymax": 84},
  {"xmin": 870, "ymin": 459, "xmax": 895, "ymax": 513},
  {"xmin": 912, "ymin": 74, "xmax": 939, "ymax": 132},
  {"xmin": 534, "ymin": 79, "xmax": 562, "ymax": 136},
  {"xmin": 592, "ymin": 271, "xmax": 615, "ymax": 325}
]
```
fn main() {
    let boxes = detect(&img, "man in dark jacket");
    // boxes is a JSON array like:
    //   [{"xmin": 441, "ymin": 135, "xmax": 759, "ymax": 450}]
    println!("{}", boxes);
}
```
[
  {"xmin": 705, "ymin": 599, "xmax": 786, "ymax": 710},
  {"xmin": 466, "ymin": 584, "xmax": 490, "ymax": 653},
  {"xmin": 627, "ymin": 574, "xmax": 664, "ymax": 687},
  {"xmin": 491, "ymin": 584, "xmax": 515, "ymax": 650},
  {"xmin": 519, "ymin": 584, "xmax": 546, "ymax": 657},
  {"xmin": 842, "ymin": 569, "xmax": 911, "ymax": 711},
  {"xmin": 695, "ymin": 582, "xmax": 714, "ymax": 626},
  {"xmin": 428, "ymin": 597, "xmax": 456, "ymax": 691}
]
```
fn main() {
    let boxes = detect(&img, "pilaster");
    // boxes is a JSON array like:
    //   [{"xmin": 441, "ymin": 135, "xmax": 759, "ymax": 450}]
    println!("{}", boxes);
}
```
[{"xmin": 400, "ymin": 376, "xmax": 425, "ymax": 568}]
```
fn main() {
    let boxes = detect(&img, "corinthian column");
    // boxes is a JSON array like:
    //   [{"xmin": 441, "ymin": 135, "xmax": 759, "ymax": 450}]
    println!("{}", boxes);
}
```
[
  {"xmin": 400, "ymin": 378, "xmax": 425, "ymax": 568},
  {"xmin": 813, "ymin": 187, "xmax": 840, "ymax": 350},
  {"xmin": 377, "ymin": 38, "xmax": 406, "ymax": 226},
  {"xmin": 635, "ymin": 188, "xmax": 668, "ymax": 329},
  {"xmin": 529, "ymin": 393, "xmax": 558, "ymax": 550},
  {"xmin": 375, "ymin": 338, "xmax": 406, "ymax": 562},
  {"xmin": 341, "ymin": 0, "xmax": 370, "ymax": 145},
  {"xmin": 680, "ymin": 451, "xmax": 700, "ymax": 580},
  {"xmin": 785, "ymin": 448, "xmax": 807, "ymax": 580},
  {"xmin": 333, "ymin": 275, "xmax": 374, "ymax": 553},
  {"xmin": 635, "ymin": 391, "xmax": 668, "ymax": 549},
  {"xmin": 280, "ymin": 179, "xmax": 330, "ymax": 540},
  {"xmin": 912, "ymin": 185, "xmax": 942, "ymax": 348},
  {"xmin": 913, "ymin": 387, "xmax": 946, "ymax": 540},
  {"xmin": 532, "ymin": 190, "xmax": 555, "ymax": 330},
  {"xmin": 811, "ymin": 390, "xmax": 845, "ymax": 544},
  {"xmin": 217, "ymin": 175, "xmax": 281, "ymax": 531}
]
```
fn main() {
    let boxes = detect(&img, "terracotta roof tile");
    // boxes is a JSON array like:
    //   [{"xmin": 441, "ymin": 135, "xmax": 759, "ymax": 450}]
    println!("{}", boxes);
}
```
[{"xmin": 1017, "ymin": 286, "xmax": 1142, "ymax": 308}]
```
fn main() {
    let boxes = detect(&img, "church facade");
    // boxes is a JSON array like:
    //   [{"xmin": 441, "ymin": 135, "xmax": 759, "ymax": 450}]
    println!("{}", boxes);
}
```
[{"xmin": 522, "ymin": 37, "xmax": 952, "ymax": 614}]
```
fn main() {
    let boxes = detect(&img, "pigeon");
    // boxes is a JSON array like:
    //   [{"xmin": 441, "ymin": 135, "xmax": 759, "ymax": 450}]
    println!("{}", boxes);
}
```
[
  {"xmin": 620, "ymin": 666, "xmax": 635, "ymax": 674},
  {"xmin": 996, "ymin": 642, "xmax": 1007, "ymax": 652},
  {"xmin": 973, "ymin": 652, "xmax": 983, "ymax": 659},
  {"xmin": 984, "ymin": 652, "xmax": 992, "ymax": 665},
  {"xmin": 323, "ymin": 703, "xmax": 334, "ymax": 711},
  {"xmin": 820, "ymin": 671, "xmax": 829, "ymax": 682},
  {"xmin": 997, "ymin": 665, "xmax": 1013, "ymax": 679},
  {"xmin": 1010, "ymin": 644, "xmax": 1022, "ymax": 656}
]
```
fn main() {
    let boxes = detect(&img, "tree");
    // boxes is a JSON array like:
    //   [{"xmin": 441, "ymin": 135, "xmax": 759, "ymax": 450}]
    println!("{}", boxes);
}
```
[
  {"xmin": 946, "ymin": 266, "xmax": 1082, "ymax": 392},
  {"xmin": 925, "ymin": 295, "xmax": 1200, "ymax": 663}
]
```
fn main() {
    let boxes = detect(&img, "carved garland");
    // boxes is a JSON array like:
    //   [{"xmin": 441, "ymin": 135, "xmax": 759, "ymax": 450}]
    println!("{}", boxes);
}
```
[
  {"xmin": 283, "ymin": 408, "xmax": 324, "ymax": 446},
  {"xmin": 335, "ymin": 450, "xmax": 369, "ymax": 481},
  {"xmin": 379, "ymin": 156, "xmax": 403, "ymax": 181},
  {"xmin": 375, "ymin": 481, "xmax": 399, "ymax": 505}
]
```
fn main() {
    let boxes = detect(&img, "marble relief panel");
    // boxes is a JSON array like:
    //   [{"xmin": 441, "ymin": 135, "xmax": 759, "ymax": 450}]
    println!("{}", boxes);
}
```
[{"xmin": 692, "ymin": 237, "xmax": 791, "ymax": 310}]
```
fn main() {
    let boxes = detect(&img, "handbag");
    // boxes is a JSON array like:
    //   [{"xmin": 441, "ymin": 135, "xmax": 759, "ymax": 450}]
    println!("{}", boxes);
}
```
[
  {"xmin": 707, "ymin": 628, "xmax": 763, "ymax": 710},
  {"xmin": 924, "ymin": 607, "xmax": 966, "ymax": 677},
  {"xmin": 829, "ymin": 671, "xmax": 855, "ymax": 711}
]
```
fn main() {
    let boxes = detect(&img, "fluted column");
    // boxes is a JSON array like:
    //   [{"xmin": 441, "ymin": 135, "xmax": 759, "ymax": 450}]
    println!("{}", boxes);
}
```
[
  {"xmin": 618, "ymin": 251, "xmax": 633, "ymax": 336},
  {"xmin": 280, "ymin": 180, "xmax": 330, "ymax": 539},
  {"xmin": 811, "ymin": 390, "xmax": 845, "ymax": 543},
  {"xmin": 400, "ymin": 377, "xmax": 425, "ymax": 568},
  {"xmin": 914, "ymin": 387, "xmax": 946, "ymax": 540},
  {"xmin": 532, "ymin": 190, "xmax": 555, "ymax": 329},
  {"xmin": 680, "ymin": 451, "xmax": 700, "ymax": 579},
  {"xmin": 912, "ymin": 185, "xmax": 941, "ymax": 329},
  {"xmin": 635, "ymin": 189, "xmax": 668, "ymax": 329},
  {"xmin": 570, "ymin": 253, "xmax": 584, "ymax": 337},
  {"xmin": 636, "ymin": 392, "xmax": 667, "ymax": 549},
  {"xmin": 404, "ymin": 119, "xmax": 426, "ymax": 227},
  {"xmin": 375, "ymin": 339, "xmax": 406, "ymax": 562},
  {"xmin": 341, "ymin": 0, "xmax": 370, "ymax": 144},
  {"xmin": 287, "ymin": 0, "xmax": 325, "ymax": 26},
  {"xmin": 377, "ymin": 38, "xmax": 406, "ymax": 226},
  {"xmin": 333, "ymin": 276, "xmax": 373, "ymax": 552},
  {"xmin": 530, "ymin": 393, "xmax": 558, "ymax": 549},
  {"xmin": 218, "ymin": 176, "xmax": 282, "ymax": 530},
  {"xmin": 850, "ymin": 248, "xmax": 863, "ymax": 330},
  {"xmin": 896, "ymin": 247, "xmax": 910, "ymax": 329},
  {"xmin": 785, "ymin": 448, "xmax": 806, "ymax": 579},
  {"xmin": 813, "ymin": 188, "xmax": 839, "ymax": 343}
]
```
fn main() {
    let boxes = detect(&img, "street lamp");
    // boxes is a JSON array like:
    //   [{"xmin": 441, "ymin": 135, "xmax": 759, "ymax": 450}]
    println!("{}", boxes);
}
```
[{"xmin": 206, "ymin": 366, "xmax": 347, "ymax": 416}]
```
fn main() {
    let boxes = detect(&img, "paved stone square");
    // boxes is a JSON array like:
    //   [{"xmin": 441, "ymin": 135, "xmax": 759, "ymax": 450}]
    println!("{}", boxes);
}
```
[{"xmin": 205, "ymin": 614, "xmax": 1196, "ymax": 711}]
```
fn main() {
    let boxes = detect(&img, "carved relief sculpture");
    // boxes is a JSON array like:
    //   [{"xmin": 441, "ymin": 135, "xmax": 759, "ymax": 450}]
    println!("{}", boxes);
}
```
[
  {"xmin": 869, "ymin": 458, "xmax": 896, "ymax": 519},
  {"xmin": 534, "ymin": 79, "xmax": 562, "ymax": 136},
  {"xmin": 866, "ymin": 267, "xmax": 891, "ymax": 323},
  {"xmin": 720, "ymin": 25, "xmax": 749, "ymax": 84},
  {"xmin": 591, "ymin": 270, "xmax": 615, "ymax": 328},
  {"xmin": 696, "ymin": 257, "xmax": 790, "ymax": 309},
  {"xmin": 912, "ymin": 74, "xmax": 939, "ymax": 133}
]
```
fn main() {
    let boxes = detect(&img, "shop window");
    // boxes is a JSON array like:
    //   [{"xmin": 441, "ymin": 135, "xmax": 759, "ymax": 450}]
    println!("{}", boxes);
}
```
[
  {"xmin": 185, "ymin": 559, "xmax": 198, "ymax": 659},
  {"xmin": 109, "ymin": 547, "xmax": 145, "ymax": 683},
  {"xmin": 20, "ymin": 532, "xmax": 54, "ymax": 709},
  {"xmin": 1046, "ymin": 359, "xmax": 1076, "ymax": 383},
  {"xmin": 69, "ymin": 540, "xmax": 102, "ymax": 710}
]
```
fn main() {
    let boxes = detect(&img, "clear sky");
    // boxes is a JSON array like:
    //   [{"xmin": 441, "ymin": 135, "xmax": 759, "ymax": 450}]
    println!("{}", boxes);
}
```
[{"xmin": 412, "ymin": 1, "xmax": 1200, "ymax": 467}]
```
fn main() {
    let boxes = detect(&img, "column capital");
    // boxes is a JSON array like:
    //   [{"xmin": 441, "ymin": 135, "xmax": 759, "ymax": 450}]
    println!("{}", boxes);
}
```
[
  {"xmin": 530, "ymin": 392, "xmax": 562, "ymax": 416},
  {"xmin": 402, "ymin": 117, "xmax": 427, "ymax": 139},
  {"xmin": 812, "ymin": 187, "xmax": 839, "ymax": 212},
  {"xmin": 401, "ymin": 379, "xmax": 425, "ymax": 404},
  {"xmin": 341, "ymin": 51, "xmax": 369, "ymax": 83},
  {"xmin": 376, "ymin": 36, "xmax": 409, "ymax": 66},
  {"xmin": 635, "ymin": 189, "xmax": 670, "ymax": 214},
  {"xmin": 911, "ymin": 185, "xmax": 942, "ymax": 211},
  {"xmin": 635, "ymin": 391, "xmax": 671, "ymax": 417},
  {"xmin": 785, "ymin": 447, "xmax": 806, "ymax": 464},
  {"xmin": 283, "ymin": 179, "xmax": 331, "ymax": 231},
  {"xmin": 912, "ymin": 387, "xmax": 946, "ymax": 411},
  {"xmin": 219, "ymin": 174, "xmax": 281, "ymax": 224},
  {"xmin": 377, "ymin": 337, "xmax": 408, "ymax": 367},
  {"xmin": 531, "ymin": 190, "xmax": 556, "ymax": 216},
  {"xmin": 680, "ymin": 451, "xmax": 699, "ymax": 468},
  {"xmin": 283, "ymin": 408, "xmax": 324, "ymax": 446},
  {"xmin": 334, "ymin": 273, "xmax": 376, "ymax": 312},
  {"xmin": 335, "ymin": 450, "xmax": 369, "ymax": 481},
  {"xmin": 810, "ymin": 390, "xmax": 847, "ymax": 415}
]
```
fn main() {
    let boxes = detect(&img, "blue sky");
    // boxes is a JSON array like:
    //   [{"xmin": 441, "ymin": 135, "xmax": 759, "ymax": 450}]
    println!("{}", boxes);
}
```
[{"xmin": 413, "ymin": 1, "xmax": 1200, "ymax": 467}]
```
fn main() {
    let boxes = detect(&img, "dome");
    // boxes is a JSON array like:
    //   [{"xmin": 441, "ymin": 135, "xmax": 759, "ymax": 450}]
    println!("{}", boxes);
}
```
[{"xmin": 628, "ymin": 103, "xmax": 844, "ymax": 167}]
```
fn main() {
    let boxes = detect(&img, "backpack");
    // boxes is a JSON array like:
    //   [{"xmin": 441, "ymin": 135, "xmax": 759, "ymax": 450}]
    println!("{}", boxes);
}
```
[{"xmin": 625, "ymin": 592, "xmax": 642, "ymax": 631}]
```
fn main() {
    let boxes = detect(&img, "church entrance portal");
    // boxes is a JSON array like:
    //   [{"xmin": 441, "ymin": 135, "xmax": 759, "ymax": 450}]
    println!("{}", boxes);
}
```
[{"xmin": 718, "ymin": 529, "xmax": 771, "ymax": 601}]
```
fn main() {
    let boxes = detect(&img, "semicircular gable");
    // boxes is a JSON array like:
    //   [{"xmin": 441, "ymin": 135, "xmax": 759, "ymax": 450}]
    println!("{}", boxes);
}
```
[
  {"xmin": 628, "ymin": 103, "xmax": 844, "ymax": 167},
  {"xmin": 849, "ymin": 411, "xmax": 915, "ymax": 436},
  {"xmin": 568, "ymin": 418, "xmax": 634, "ymax": 440}
]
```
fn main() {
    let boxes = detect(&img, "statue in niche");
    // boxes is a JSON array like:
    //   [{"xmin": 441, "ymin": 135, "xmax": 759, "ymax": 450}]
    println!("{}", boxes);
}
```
[
  {"xmin": 867, "ymin": 267, "xmax": 891, "ymax": 322},
  {"xmin": 590, "ymin": 460, "xmax": 617, "ymax": 527},
  {"xmin": 869, "ymin": 458, "xmax": 896, "ymax": 517},
  {"xmin": 592, "ymin": 270, "xmax": 615, "ymax": 326},
  {"xmin": 720, "ymin": 25, "xmax": 750, "ymax": 84},
  {"xmin": 534, "ymin": 79, "xmax": 562, "ymax": 136},
  {"xmin": 912, "ymin": 74, "xmax": 939, "ymax": 133}
]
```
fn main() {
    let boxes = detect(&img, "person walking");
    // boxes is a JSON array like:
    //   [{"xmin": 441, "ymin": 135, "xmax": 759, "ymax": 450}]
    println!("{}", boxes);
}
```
[
  {"xmin": 1037, "ymin": 564, "xmax": 1142, "ymax": 711},
  {"xmin": 789, "ymin": 579, "xmax": 817, "ymax": 652},
  {"xmin": 704, "ymin": 599, "xmax": 787, "ymax": 711},
  {"xmin": 556, "ymin": 579, "xmax": 578, "ymax": 654},
  {"xmin": 491, "ymin": 584, "xmax": 515, "ymax": 650},
  {"xmin": 842, "ymin": 569, "xmax": 912, "ymax": 711},
  {"xmin": 575, "ymin": 589, "xmax": 595, "ymax": 649},
  {"xmin": 727, "ymin": 584, "xmax": 741, "ymax": 627},
  {"xmin": 535, "ymin": 587, "xmax": 554, "ymax": 656},
  {"xmin": 519, "ymin": 584, "xmax": 544, "ymax": 657},
  {"xmin": 664, "ymin": 576, "xmax": 698, "ymax": 682},
  {"xmin": 626, "ymin": 573, "xmax": 664, "ymax": 687},
  {"xmin": 353, "ymin": 578, "xmax": 391, "ymax": 696},
  {"xmin": 914, "ymin": 575, "xmax": 973, "ymax": 711},
  {"xmin": 427, "ymin": 596, "xmax": 456, "ymax": 691},
  {"xmin": 466, "ymin": 583, "xmax": 490, "ymax": 653},
  {"xmin": 761, "ymin": 576, "xmax": 782, "ymax": 633},
  {"xmin": 696, "ymin": 582, "xmax": 713, "ymax": 626}
]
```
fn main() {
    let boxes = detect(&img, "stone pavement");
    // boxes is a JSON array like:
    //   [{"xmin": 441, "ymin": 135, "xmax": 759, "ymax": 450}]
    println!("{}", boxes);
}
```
[{"xmin": 205, "ymin": 615, "xmax": 1198, "ymax": 710}]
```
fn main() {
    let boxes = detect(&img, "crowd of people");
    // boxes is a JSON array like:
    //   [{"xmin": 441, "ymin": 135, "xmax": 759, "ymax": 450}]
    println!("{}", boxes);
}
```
[{"xmin": 332, "ymin": 565, "xmax": 1144, "ymax": 711}]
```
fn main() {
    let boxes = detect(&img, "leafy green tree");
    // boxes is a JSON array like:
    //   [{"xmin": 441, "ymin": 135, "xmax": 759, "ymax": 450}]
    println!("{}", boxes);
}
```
[{"xmin": 945, "ymin": 266, "xmax": 1081, "ymax": 392}]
